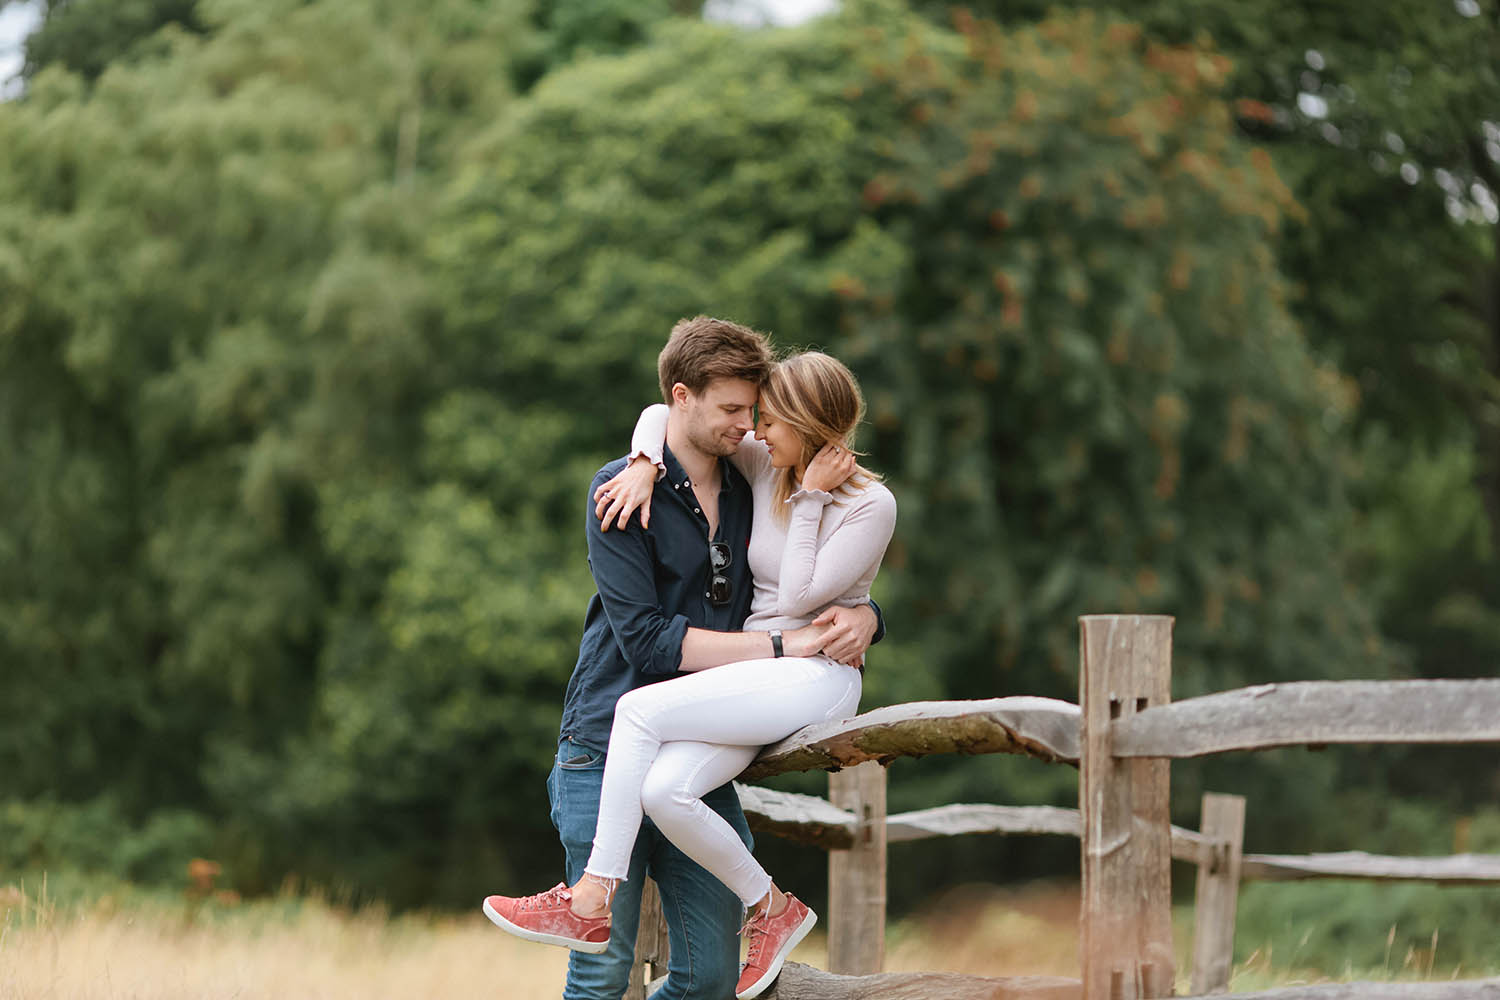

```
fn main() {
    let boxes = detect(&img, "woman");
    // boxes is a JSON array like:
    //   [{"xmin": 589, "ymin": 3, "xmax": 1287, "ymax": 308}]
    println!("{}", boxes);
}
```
[{"xmin": 485, "ymin": 352, "xmax": 896, "ymax": 1000}]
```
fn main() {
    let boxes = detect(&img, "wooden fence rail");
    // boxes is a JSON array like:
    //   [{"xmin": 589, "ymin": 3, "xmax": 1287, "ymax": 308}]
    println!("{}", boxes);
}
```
[
  {"xmin": 736, "ymin": 784, "xmax": 1500, "ymax": 884},
  {"xmin": 746, "ymin": 964, "xmax": 1500, "ymax": 1000},
  {"xmin": 740, "ymin": 696, "xmax": 1081, "ymax": 781},
  {"xmin": 1112, "ymin": 680, "xmax": 1500, "ymax": 758},
  {"xmin": 622, "ymin": 617, "xmax": 1500, "ymax": 1000}
]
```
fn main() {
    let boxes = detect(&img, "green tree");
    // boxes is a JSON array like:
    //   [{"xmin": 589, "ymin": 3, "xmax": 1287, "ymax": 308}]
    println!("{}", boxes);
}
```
[
  {"xmin": 906, "ymin": 0, "xmax": 1500, "ymax": 848},
  {"xmin": 435, "ymin": 1, "xmax": 1381, "ymax": 893},
  {"xmin": 11, "ymin": 0, "xmax": 206, "ymax": 81},
  {"xmin": 0, "ymin": 0, "xmax": 582, "ymax": 900}
]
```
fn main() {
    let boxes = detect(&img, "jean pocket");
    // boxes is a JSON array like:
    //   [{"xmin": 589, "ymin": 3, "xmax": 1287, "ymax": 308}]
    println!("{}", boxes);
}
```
[{"xmin": 556, "ymin": 742, "xmax": 604, "ymax": 770}]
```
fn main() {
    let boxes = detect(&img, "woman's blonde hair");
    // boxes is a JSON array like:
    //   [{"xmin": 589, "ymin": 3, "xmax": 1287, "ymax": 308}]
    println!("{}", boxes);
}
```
[{"xmin": 760, "ymin": 352, "xmax": 882, "ymax": 520}]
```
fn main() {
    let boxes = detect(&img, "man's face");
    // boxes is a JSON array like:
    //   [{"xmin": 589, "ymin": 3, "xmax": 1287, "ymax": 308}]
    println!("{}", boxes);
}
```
[{"xmin": 676, "ymin": 377, "xmax": 759, "ymax": 458}]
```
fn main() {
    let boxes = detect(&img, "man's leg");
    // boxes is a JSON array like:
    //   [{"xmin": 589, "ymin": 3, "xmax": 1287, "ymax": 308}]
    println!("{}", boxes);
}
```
[
  {"xmin": 646, "ymin": 772, "xmax": 752, "ymax": 1000},
  {"xmin": 550, "ymin": 738, "xmax": 655, "ymax": 1000}
]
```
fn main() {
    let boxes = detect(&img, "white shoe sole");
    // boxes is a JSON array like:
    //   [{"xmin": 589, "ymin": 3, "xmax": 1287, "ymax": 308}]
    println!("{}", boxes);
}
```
[
  {"xmin": 736, "ymin": 907, "xmax": 817, "ymax": 999},
  {"xmin": 482, "ymin": 898, "xmax": 610, "ymax": 954}
]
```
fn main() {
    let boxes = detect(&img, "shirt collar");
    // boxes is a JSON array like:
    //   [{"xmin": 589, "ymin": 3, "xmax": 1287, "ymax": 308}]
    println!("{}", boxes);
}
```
[{"xmin": 661, "ymin": 444, "xmax": 738, "ymax": 494}]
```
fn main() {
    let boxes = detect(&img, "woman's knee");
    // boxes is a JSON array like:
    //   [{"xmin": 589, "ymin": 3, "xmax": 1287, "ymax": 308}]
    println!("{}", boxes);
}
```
[
  {"xmin": 612, "ymin": 687, "xmax": 657, "ymax": 733},
  {"xmin": 639, "ymin": 766, "xmax": 692, "ymax": 822}
]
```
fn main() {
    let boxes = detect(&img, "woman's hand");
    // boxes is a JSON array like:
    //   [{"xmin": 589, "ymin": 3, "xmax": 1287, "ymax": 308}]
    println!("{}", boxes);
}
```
[
  {"xmin": 801, "ymin": 443, "xmax": 857, "ymax": 494},
  {"xmin": 594, "ymin": 457, "xmax": 658, "ymax": 531}
]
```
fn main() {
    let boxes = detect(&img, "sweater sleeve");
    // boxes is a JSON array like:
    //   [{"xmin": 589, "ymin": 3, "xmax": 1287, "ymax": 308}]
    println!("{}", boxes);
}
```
[
  {"xmin": 627, "ymin": 404, "xmax": 670, "ymax": 479},
  {"xmin": 775, "ymin": 485, "xmax": 898, "ymax": 619}
]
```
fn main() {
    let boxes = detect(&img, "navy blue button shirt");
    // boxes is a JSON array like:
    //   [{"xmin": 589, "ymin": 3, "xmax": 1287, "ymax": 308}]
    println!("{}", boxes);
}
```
[{"xmin": 561, "ymin": 445, "xmax": 755, "ymax": 752}]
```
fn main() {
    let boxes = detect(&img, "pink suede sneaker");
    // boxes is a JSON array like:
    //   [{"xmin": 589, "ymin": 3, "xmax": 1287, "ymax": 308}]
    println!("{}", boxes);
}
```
[
  {"xmin": 482, "ymin": 883, "xmax": 611, "ymax": 953},
  {"xmin": 735, "ymin": 893, "xmax": 816, "ymax": 999}
]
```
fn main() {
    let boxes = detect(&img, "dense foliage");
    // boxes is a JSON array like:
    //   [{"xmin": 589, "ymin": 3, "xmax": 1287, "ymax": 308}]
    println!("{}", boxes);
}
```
[{"xmin": 1, "ymin": 4, "xmax": 1495, "ymax": 963}]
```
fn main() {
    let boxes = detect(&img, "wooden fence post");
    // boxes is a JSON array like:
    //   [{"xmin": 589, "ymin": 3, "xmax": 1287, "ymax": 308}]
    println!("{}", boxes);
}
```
[
  {"xmin": 828, "ymin": 760, "xmax": 888, "ymax": 975},
  {"xmin": 626, "ymin": 877, "xmax": 669, "ymax": 1000},
  {"xmin": 1079, "ymin": 614, "xmax": 1175, "ymax": 1000},
  {"xmin": 1190, "ymin": 793, "xmax": 1246, "ymax": 995}
]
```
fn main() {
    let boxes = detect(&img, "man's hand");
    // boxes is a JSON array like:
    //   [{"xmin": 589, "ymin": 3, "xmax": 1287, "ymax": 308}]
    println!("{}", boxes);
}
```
[
  {"xmin": 814, "ymin": 604, "xmax": 878, "ymax": 667},
  {"xmin": 784, "ymin": 604, "xmax": 878, "ymax": 668}
]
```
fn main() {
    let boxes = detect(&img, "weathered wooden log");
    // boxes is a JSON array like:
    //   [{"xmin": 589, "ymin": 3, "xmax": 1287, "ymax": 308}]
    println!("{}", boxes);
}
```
[
  {"xmin": 756, "ymin": 962, "xmax": 1081, "ymax": 999},
  {"xmin": 735, "ymin": 786, "xmax": 1215, "ymax": 860},
  {"xmin": 737, "ymin": 786, "xmax": 1500, "ymax": 887},
  {"xmin": 1240, "ymin": 850, "xmax": 1500, "ymax": 885},
  {"xmin": 1189, "ymin": 793, "xmax": 1245, "ymax": 995},
  {"xmin": 740, "ymin": 697, "xmax": 1080, "ymax": 781},
  {"xmin": 738, "ymin": 783, "xmax": 859, "ymax": 849},
  {"xmin": 1188, "ymin": 981, "xmax": 1500, "ymax": 999},
  {"xmin": 884, "ymin": 803, "xmax": 1083, "ymax": 843},
  {"xmin": 625, "ymin": 878, "xmax": 669, "ymax": 1000},
  {"xmin": 1113, "ymin": 680, "xmax": 1500, "ymax": 759},
  {"xmin": 827, "ymin": 762, "xmax": 887, "ymax": 975},
  {"xmin": 1079, "ymin": 614, "xmax": 1176, "ymax": 999},
  {"xmin": 650, "ymin": 965, "xmax": 1500, "ymax": 1000}
]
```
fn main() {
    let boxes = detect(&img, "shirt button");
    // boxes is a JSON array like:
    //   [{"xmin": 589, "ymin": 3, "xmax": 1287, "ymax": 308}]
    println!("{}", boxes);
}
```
[{"xmin": 693, "ymin": 508, "xmax": 700, "ymax": 514}]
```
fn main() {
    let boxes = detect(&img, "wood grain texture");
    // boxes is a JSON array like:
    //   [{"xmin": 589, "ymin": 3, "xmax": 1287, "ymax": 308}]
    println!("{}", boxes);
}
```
[
  {"xmin": 827, "ymin": 762, "xmax": 887, "ymax": 975},
  {"xmin": 1079, "ymin": 614, "xmax": 1175, "ymax": 1000},
  {"xmin": 757, "ymin": 962, "xmax": 1082, "ymax": 999},
  {"xmin": 735, "ymin": 788, "xmax": 1214, "ymax": 859},
  {"xmin": 654, "ymin": 966, "xmax": 1500, "ymax": 1000},
  {"xmin": 1185, "ymin": 981, "xmax": 1500, "ymax": 999},
  {"xmin": 626, "ymin": 878, "xmax": 669, "ymax": 1000},
  {"xmin": 1240, "ymin": 850, "xmax": 1500, "ymax": 884},
  {"xmin": 884, "ymin": 803, "xmax": 1083, "ymax": 843},
  {"xmin": 740, "ymin": 697, "xmax": 1081, "ymax": 781},
  {"xmin": 1190, "ymin": 793, "xmax": 1245, "ymax": 995},
  {"xmin": 738, "ymin": 782, "xmax": 859, "ymax": 849},
  {"xmin": 736, "ymin": 787, "xmax": 1500, "ymax": 887},
  {"xmin": 1113, "ymin": 680, "xmax": 1500, "ymax": 758}
]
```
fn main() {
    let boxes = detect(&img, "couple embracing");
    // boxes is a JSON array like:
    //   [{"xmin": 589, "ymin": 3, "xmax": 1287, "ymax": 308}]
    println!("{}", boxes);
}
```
[{"xmin": 485, "ymin": 316, "xmax": 898, "ymax": 1000}]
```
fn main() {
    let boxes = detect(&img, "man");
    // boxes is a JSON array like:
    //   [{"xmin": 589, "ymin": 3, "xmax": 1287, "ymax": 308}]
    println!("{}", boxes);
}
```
[{"xmin": 499, "ymin": 317, "xmax": 880, "ymax": 1000}]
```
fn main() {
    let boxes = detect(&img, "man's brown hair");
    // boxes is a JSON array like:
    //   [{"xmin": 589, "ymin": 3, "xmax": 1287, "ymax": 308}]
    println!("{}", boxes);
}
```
[{"xmin": 657, "ymin": 316, "xmax": 775, "ymax": 403}]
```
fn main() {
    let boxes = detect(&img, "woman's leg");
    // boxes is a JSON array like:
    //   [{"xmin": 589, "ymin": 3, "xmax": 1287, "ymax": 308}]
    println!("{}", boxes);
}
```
[
  {"xmin": 639, "ymin": 741, "xmax": 763, "ymax": 904},
  {"xmin": 586, "ymin": 655, "xmax": 860, "ymax": 891}
]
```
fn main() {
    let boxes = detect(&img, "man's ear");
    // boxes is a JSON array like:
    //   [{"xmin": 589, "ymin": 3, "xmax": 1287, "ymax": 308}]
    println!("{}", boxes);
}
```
[{"xmin": 670, "ymin": 382, "xmax": 693, "ymax": 408}]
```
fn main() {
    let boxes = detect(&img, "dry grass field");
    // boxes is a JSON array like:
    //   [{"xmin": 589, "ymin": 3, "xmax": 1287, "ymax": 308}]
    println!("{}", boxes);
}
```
[
  {"xmin": 0, "ymin": 879, "xmax": 1085, "ymax": 1000},
  {"xmin": 0, "ymin": 877, "xmax": 1475, "ymax": 999}
]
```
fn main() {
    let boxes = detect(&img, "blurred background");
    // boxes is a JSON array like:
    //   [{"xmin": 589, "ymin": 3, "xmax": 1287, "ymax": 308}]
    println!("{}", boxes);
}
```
[{"xmin": 1, "ymin": 0, "xmax": 1497, "ymax": 978}]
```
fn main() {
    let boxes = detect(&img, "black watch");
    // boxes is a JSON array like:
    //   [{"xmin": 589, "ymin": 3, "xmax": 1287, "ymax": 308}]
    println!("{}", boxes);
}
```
[{"xmin": 769, "ymin": 629, "xmax": 784, "ymax": 658}]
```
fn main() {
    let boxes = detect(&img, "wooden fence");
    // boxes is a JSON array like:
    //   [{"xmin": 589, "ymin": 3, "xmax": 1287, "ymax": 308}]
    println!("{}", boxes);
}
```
[{"xmin": 624, "ymin": 615, "xmax": 1500, "ymax": 1000}]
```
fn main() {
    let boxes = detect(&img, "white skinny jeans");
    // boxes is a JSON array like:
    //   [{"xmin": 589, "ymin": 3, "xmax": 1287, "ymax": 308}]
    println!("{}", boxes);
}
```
[{"xmin": 584, "ymin": 654, "xmax": 861, "ymax": 906}]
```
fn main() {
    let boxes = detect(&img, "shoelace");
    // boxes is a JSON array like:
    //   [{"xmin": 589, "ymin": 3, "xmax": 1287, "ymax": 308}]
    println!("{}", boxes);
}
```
[
  {"xmin": 519, "ymin": 884, "xmax": 571, "ymax": 912},
  {"xmin": 739, "ymin": 909, "xmax": 771, "ymax": 963}
]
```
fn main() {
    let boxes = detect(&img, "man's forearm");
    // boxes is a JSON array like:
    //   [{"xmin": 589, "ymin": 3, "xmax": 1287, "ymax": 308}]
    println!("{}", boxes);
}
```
[{"xmin": 678, "ymin": 627, "xmax": 779, "ymax": 672}]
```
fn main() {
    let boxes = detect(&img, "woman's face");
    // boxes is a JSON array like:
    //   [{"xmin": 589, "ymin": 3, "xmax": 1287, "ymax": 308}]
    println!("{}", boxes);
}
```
[{"xmin": 754, "ymin": 400, "xmax": 804, "ymax": 470}]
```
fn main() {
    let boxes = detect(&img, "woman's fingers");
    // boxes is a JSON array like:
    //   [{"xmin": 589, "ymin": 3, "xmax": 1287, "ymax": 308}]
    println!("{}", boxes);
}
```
[
  {"xmin": 596, "ymin": 464, "xmax": 659, "ymax": 530},
  {"xmin": 599, "ymin": 486, "xmax": 652, "ymax": 532},
  {"xmin": 804, "ymin": 443, "xmax": 857, "ymax": 493}
]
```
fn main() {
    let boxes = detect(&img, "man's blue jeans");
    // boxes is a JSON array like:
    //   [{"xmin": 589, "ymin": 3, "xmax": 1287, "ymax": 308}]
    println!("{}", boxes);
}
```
[{"xmin": 549, "ymin": 737, "xmax": 751, "ymax": 1000}]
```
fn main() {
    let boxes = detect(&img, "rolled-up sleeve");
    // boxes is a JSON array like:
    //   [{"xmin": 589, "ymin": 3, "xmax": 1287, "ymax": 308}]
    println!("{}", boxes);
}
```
[{"xmin": 584, "ymin": 475, "xmax": 688, "ymax": 675}]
